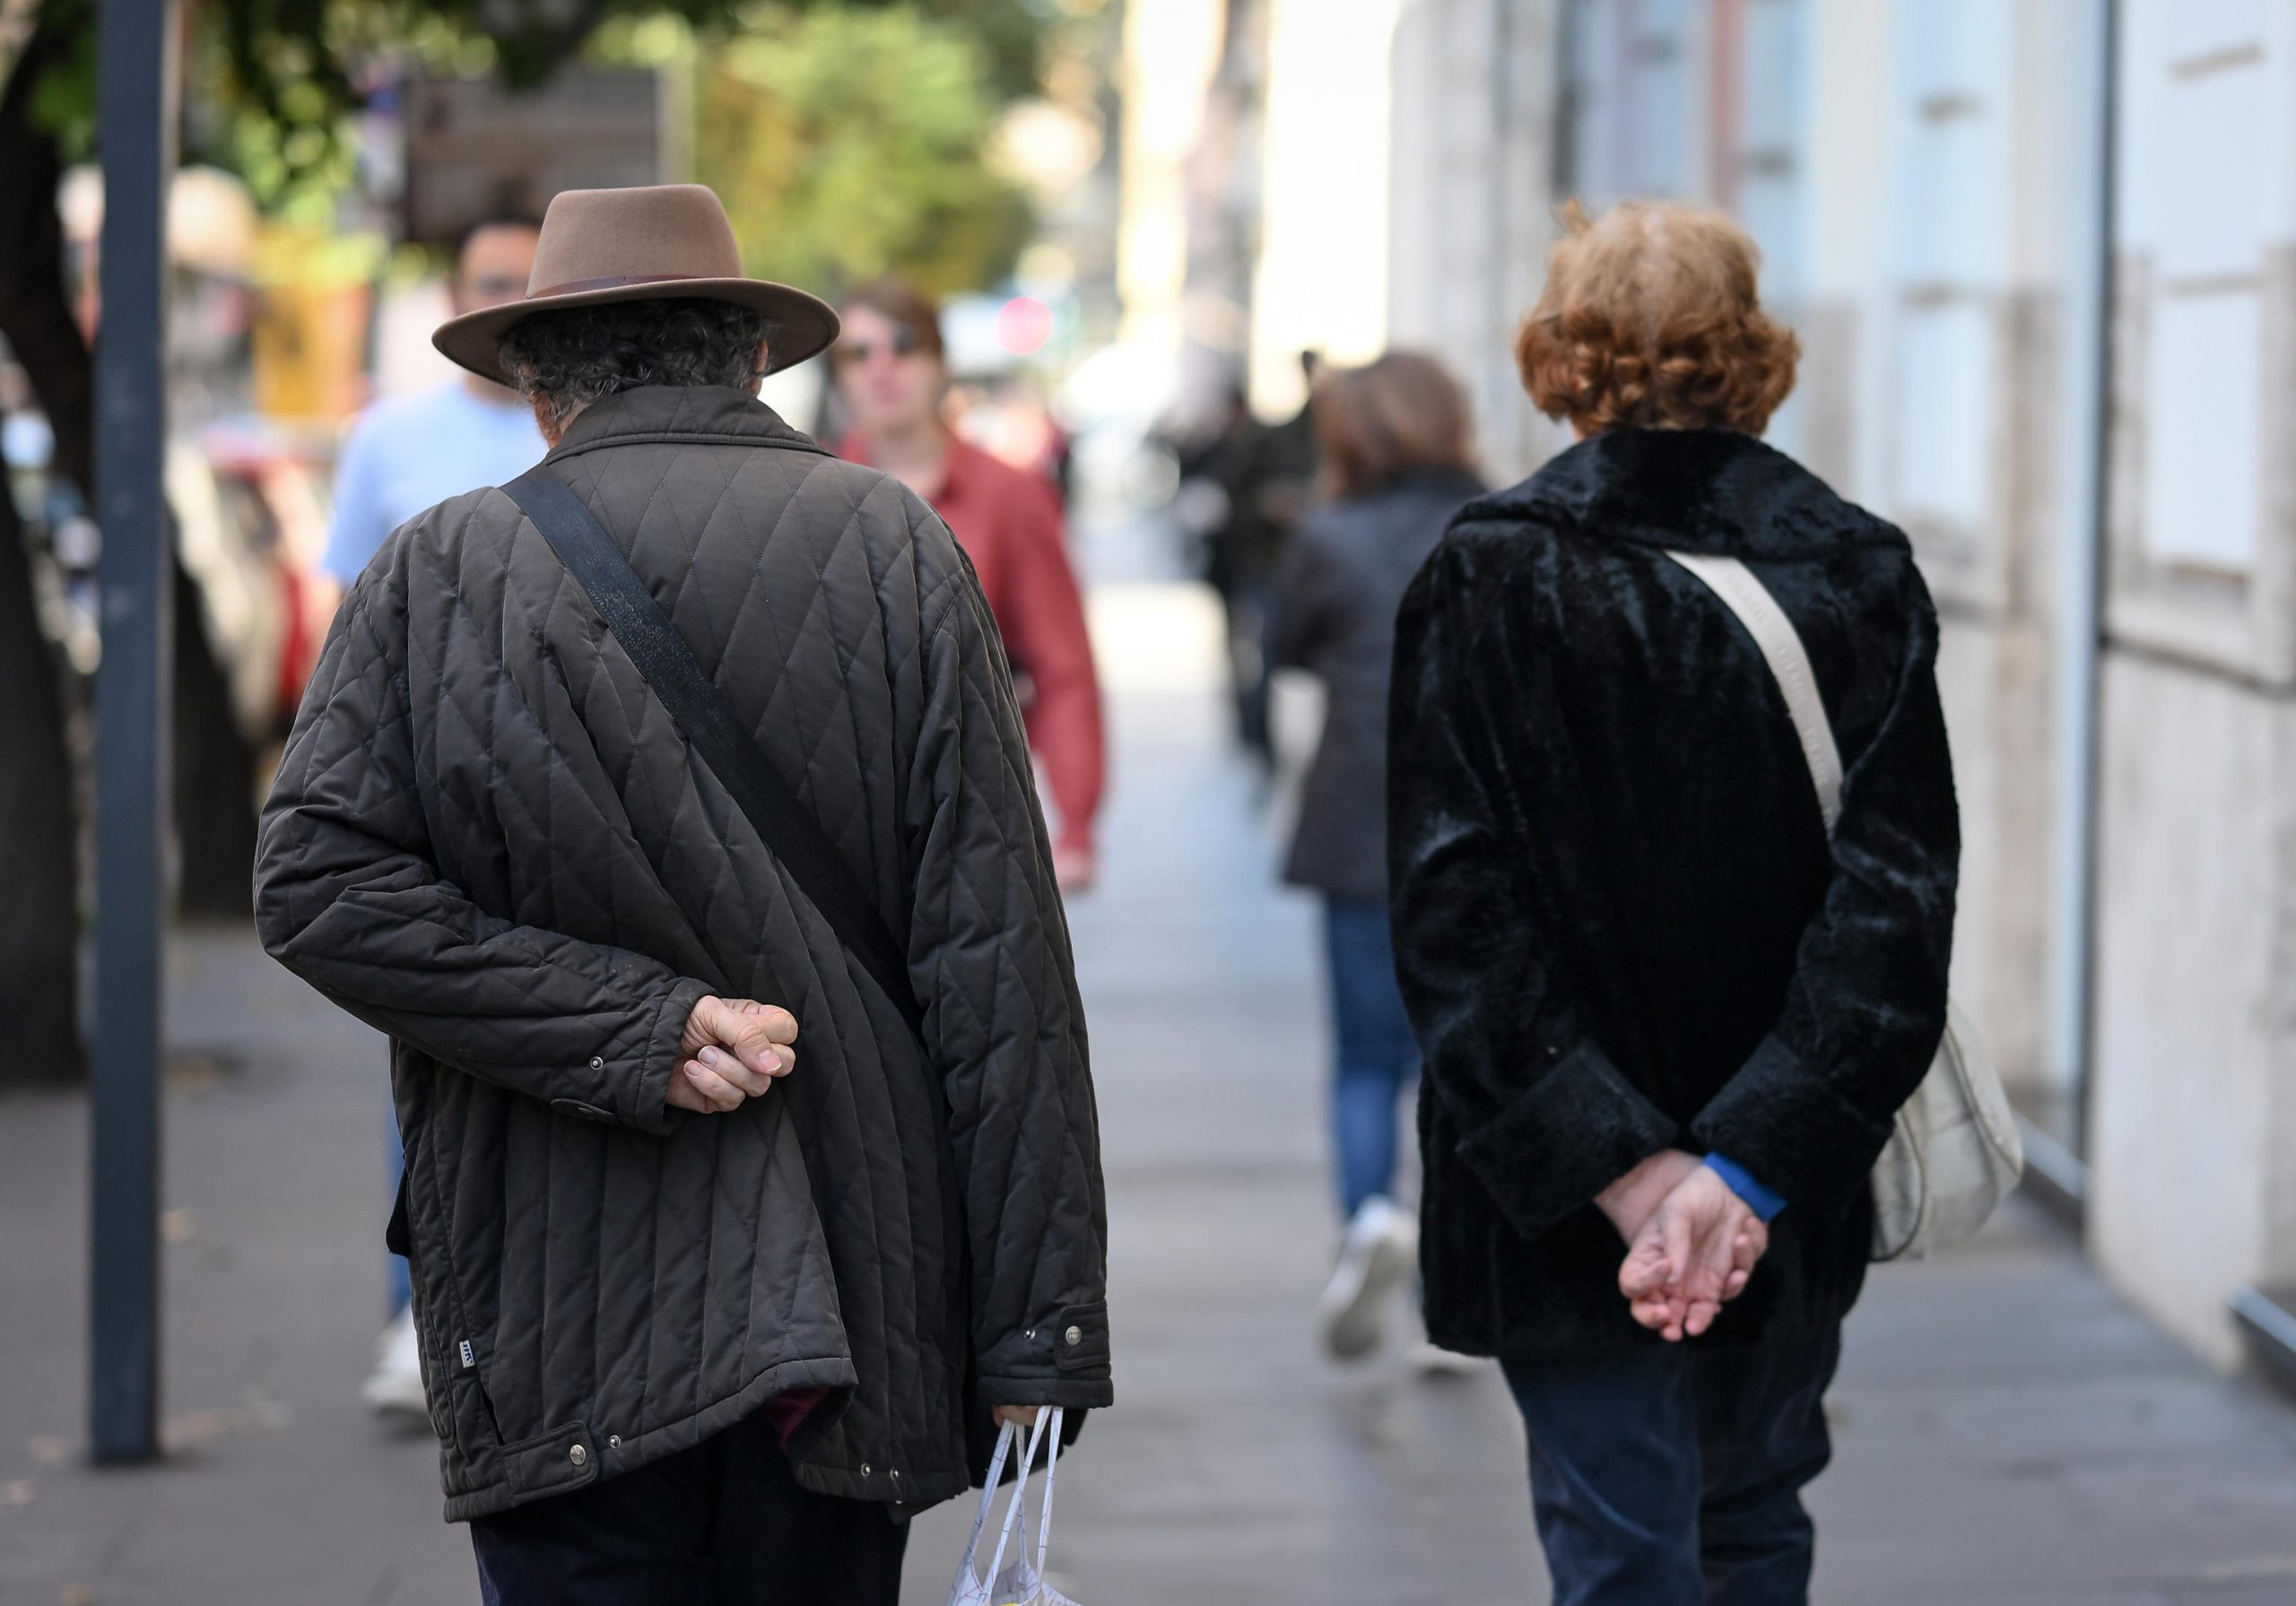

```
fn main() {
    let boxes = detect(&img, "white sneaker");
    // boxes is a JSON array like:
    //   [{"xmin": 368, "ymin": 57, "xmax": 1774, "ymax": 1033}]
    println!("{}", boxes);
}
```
[
  {"xmin": 361, "ymin": 1306, "xmax": 430, "ymax": 1421},
  {"xmin": 1318, "ymin": 1197, "xmax": 1417, "ymax": 1361}
]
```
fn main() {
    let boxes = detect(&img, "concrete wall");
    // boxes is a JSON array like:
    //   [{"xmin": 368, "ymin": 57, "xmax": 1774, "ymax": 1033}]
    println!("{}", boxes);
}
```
[
  {"xmin": 2079, "ymin": 0, "xmax": 2296, "ymax": 1362},
  {"xmin": 2089, "ymin": 656, "xmax": 2283, "ymax": 1367},
  {"xmin": 1387, "ymin": 0, "xmax": 1566, "ymax": 483},
  {"xmin": 1249, "ymin": 0, "xmax": 1407, "ymax": 412}
]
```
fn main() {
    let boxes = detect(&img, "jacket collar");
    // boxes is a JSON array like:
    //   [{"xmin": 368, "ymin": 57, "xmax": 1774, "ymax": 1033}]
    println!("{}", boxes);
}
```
[
  {"xmin": 545, "ymin": 384, "xmax": 830, "ymax": 464},
  {"xmin": 1464, "ymin": 427, "xmax": 1901, "ymax": 560}
]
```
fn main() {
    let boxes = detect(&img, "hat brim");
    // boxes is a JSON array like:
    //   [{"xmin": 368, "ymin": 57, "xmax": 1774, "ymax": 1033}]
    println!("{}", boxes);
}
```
[{"xmin": 432, "ymin": 277, "xmax": 841, "ymax": 386}]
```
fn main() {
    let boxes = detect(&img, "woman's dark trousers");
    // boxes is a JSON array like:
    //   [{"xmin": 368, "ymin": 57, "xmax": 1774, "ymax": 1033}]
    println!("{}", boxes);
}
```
[
  {"xmin": 1323, "ymin": 898, "xmax": 1420, "ymax": 1216},
  {"xmin": 1501, "ymin": 1331, "xmax": 1840, "ymax": 1605},
  {"xmin": 469, "ymin": 1409, "xmax": 909, "ymax": 1606}
]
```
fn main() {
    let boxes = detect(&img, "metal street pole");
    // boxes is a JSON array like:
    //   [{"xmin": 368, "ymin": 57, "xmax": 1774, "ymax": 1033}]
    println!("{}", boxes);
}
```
[{"xmin": 90, "ymin": 0, "xmax": 180, "ymax": 1465}]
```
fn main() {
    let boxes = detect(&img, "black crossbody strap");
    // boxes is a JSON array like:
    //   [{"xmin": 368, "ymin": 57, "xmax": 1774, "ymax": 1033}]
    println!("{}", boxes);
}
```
[{"xmin": 504, "ymin": 465, "xmax": 926, "ymax": 1045}]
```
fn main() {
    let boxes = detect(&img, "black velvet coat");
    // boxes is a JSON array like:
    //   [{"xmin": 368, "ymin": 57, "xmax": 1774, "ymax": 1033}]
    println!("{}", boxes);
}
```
[{"xmin": 1388, "ymin": 428, "xmax": 1958, "ymax": 1360}]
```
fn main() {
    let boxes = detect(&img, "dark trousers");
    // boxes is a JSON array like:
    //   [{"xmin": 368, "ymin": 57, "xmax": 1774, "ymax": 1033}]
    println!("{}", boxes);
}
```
[
  {"xmin": 1221, "ymin": 581, "xmax": 1274, "ymax": 764},
  {"xmin": 1323, "ymin": 898, "xmax": 1421, "ymax": 1218},
  {"xmin": 470, "ymin": 1411, "xmax": 909, "ymax": 1606},
  {"xmin": 1502, "ymin": 1332, "xmax": 1840, "ymax": 1606}
]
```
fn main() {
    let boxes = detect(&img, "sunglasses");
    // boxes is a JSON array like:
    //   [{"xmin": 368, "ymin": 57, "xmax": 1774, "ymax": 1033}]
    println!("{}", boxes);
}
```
[{"xmin": 836, "ymin": 323, "xmax": 926, "ymax": 365}]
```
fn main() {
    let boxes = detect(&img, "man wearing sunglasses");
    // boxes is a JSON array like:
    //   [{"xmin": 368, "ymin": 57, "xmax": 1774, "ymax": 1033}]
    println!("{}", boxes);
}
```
[
  {"xmin": 317, "ymin": 210, "xmax": 546, "ymax": 1426},
  {"xmin": 831, "ymin": 279, "xmax": 1105, "ymax": 892}
]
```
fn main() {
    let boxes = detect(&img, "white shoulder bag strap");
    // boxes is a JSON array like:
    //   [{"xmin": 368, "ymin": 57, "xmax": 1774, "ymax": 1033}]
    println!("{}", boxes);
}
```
[
  {"xmin": 1662, "ymin": 551, "xmax": 1843, "ymax": 830},
  {"xmin": 1664, "ymin": 546, "xmax": 2019, "ymax": 1263}
]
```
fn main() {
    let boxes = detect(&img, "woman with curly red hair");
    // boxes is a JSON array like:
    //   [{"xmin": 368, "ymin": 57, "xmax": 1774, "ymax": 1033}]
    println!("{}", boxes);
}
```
[{"xmin": 1389, "ymin": 200, "xmax": 1958, "ymax": 1604}]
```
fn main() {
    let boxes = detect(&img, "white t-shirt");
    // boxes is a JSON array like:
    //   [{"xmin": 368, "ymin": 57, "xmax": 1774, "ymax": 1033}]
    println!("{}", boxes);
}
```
[{"xmin": 322, "ymin": 382, "xmax": 545, "ymax": 585}]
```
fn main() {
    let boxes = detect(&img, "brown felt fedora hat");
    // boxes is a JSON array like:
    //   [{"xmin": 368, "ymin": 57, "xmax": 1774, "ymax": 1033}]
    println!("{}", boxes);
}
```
[{"xmin": 432, "ymin": 184, "xmax": 839, "ymax": 385}]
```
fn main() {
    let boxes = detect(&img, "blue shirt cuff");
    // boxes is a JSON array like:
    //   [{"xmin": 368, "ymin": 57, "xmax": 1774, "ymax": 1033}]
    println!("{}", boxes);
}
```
[{"xmin": 1705, "ymin": 1153, "xmax": 1786, "ymax": 1222}]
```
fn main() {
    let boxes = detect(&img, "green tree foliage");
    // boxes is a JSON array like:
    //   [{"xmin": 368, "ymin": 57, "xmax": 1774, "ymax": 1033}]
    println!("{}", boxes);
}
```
[
  {"xmin": 696, "ymin": 5, "xmax": 1031, "ymax": 296},
  {"xmin": 11, "ymin": 0, "xmax": 1057, "ymax": 204},
  {"xmin": 0, "ymin": 0, "xmax": 1059, "ymax": 1080}
]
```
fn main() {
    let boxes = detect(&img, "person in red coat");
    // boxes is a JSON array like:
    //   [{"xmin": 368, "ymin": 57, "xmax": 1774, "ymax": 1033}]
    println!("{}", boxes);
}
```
[{"xmin": 832, "ymin": 278, "xmax": 1105, "ymax": 890}]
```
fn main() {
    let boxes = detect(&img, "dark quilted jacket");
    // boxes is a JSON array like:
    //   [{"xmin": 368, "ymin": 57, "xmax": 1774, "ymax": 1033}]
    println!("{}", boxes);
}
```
[{"xmin": 255, "ymin": 385, "xmax": 1111, "ymax": 1523}]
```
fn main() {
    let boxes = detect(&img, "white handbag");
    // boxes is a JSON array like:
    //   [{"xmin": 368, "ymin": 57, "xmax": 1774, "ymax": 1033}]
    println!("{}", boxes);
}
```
[{"xmin": 1662, "ymin": 550, "xmax": 2023, "ymax": 1262}]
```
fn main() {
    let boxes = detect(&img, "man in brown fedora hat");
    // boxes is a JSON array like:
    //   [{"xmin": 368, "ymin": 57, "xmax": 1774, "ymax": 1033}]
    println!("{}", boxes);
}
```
[{"xmin": 256, "ymin": 184, "xmax": 1110, "ymax": 1604}]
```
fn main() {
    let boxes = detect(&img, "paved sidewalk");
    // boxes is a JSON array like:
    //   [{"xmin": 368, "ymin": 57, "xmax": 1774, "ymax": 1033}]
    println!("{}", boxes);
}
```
[{"xmin": 6, "ymin": 585, "xmax": 2296, "ymax": 1604}]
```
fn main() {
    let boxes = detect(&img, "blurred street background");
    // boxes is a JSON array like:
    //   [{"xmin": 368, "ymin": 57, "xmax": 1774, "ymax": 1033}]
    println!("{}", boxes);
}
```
[{"xmin": 8, "ymin": 0, "xmax": 2296, "ymax": 1601}]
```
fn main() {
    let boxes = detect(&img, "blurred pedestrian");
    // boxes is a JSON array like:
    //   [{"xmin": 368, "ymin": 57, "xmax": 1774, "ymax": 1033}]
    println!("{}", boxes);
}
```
[
  {"xmin": 1205, "ymin": 351, "xmax": 1319, "ymax": 771},
  {"xmin": 256, "ymin": 185, "xmax": 1109, "ymax": 1604},
  {"xmin": 1265, "ymin": 352, "xmax": 1482, "ymax": 1362},
  {"xmin": 320, "ymin": 213, "xmax": 545, "ymax": 593},
  {"xmin": 831, "ymin": 278, "xmax": 1106, "ymax": 890},
  {"xmin": 1166, "ymin": 379, "xmax": 1253, "ymax": 600},
  {"xmin": 1388, "ymin": 199, "xmax": 1958, "ymax": 1605},
  {"xmin": 313, "ymin": 211, "xmax": 547, "ymax": 1423}
]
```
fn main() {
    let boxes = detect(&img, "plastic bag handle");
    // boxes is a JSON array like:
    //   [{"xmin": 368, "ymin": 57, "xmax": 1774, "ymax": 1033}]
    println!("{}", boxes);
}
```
[
  {"xmin": 953, "ymin": 1419, "xmax": 1020, "ymax": 1590},
  {"xmin": 980, "ymin": 1411, "xmax": 1050, "ymax": 1593},
  {"xmin": 1032, "ymin": 1408, "xmax": 1063, "ymax": 1580}
]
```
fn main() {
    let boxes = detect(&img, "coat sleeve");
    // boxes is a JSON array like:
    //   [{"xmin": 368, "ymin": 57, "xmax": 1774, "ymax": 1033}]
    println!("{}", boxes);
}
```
[
  {"xmin": 906, "ymin": 547, "xmax": 1110, "ymax": 1410},
  {"xmin": 998, "ymin": 482, "xmax": 1106, "ymax": 859},
  {"xmin": 1687, "ymin": 569, "xmax": 1958, "ymax": 1204},
  {"xmin": 254, "ymin": 560, "xmax": 709, "ymax": 1137},
  {"xmin": 1387, "ymin": 534, "xmax": 1679, "ymax": 1244}
]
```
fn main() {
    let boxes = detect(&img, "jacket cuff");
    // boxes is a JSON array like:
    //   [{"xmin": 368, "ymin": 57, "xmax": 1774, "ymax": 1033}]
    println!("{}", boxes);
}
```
[
  {"xmin": 973, "ymin": 1299, "xmax": 1112, "ymax": 1408},
  {"xmin": 1688, "ymin": 1034, "xmax": 1896, "ymax": 1205},
  {"xmin": 975, "ymin": 1376, "xmax": 1115, "ymax": 1410},
  {"xmin": 615, "ymin": 977, "xmax": 711, "ymax": 1137},
  {"xmin": 1454, "ymin": 1038, "xmax": 1678, "ymax": 1243}
]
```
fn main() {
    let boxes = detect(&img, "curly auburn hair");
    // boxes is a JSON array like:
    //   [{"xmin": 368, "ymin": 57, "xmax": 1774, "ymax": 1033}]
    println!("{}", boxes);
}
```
[{"xmin": 1517, "ymin": 199, "xmax": 1798, "ymax": 437}]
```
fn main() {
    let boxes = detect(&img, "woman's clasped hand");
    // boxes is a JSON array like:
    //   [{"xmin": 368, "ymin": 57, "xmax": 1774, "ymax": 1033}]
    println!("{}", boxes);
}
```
[{"xmin": 1594, "ymin": 1151, "xmax": 1770, "ymax": 1342}]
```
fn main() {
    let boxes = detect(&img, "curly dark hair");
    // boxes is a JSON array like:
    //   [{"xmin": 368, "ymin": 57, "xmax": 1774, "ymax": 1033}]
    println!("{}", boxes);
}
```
[
  {"xmin": 497, "ymin": 298, "xmax": 775, "ymax": 436},
  {"xmin": 1516, "ymin": 199, "xmax": 1798, "ymax": 437}
]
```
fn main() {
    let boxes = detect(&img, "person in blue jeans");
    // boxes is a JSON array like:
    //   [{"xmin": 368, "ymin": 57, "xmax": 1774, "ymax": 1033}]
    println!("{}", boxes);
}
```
[
  {"xmin": 1389, "ymin": 201, "xmax": 1958, "ymax": 1604},
  {"xmin": 322, "ymin": 212, "xmax": 545, "ymax": 1419},
  {"xmin": 1267, "ymin": 352, "xmax": 1483, "ymax": 1362}
]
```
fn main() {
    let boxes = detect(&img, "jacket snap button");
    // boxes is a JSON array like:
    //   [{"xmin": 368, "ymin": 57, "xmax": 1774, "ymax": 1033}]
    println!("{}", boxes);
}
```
[
  {"xmin": 1064, "ymin": 1324, "xmax": 1083, "ymax": 1346},
  {"xmin": 861, "ymin": 1463, "xmax": 872, "ymax": 1476},
  {"xmin": 570, "ymin": 1444, "xmax": 587, "ymax": 1467},
  {"xmin": 588, "ymin": 1055, "xmax": 605, "ymax": 1071},
  {"xmin": 608, "ymin": 1435, "xmax": 621, "ymax": 1449}
]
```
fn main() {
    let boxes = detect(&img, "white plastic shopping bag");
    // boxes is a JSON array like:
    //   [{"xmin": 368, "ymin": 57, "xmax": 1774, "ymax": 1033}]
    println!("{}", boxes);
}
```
[{"xmin": 946, "ymin": 1408, "xmax": 1083, "ymax": 1606}]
